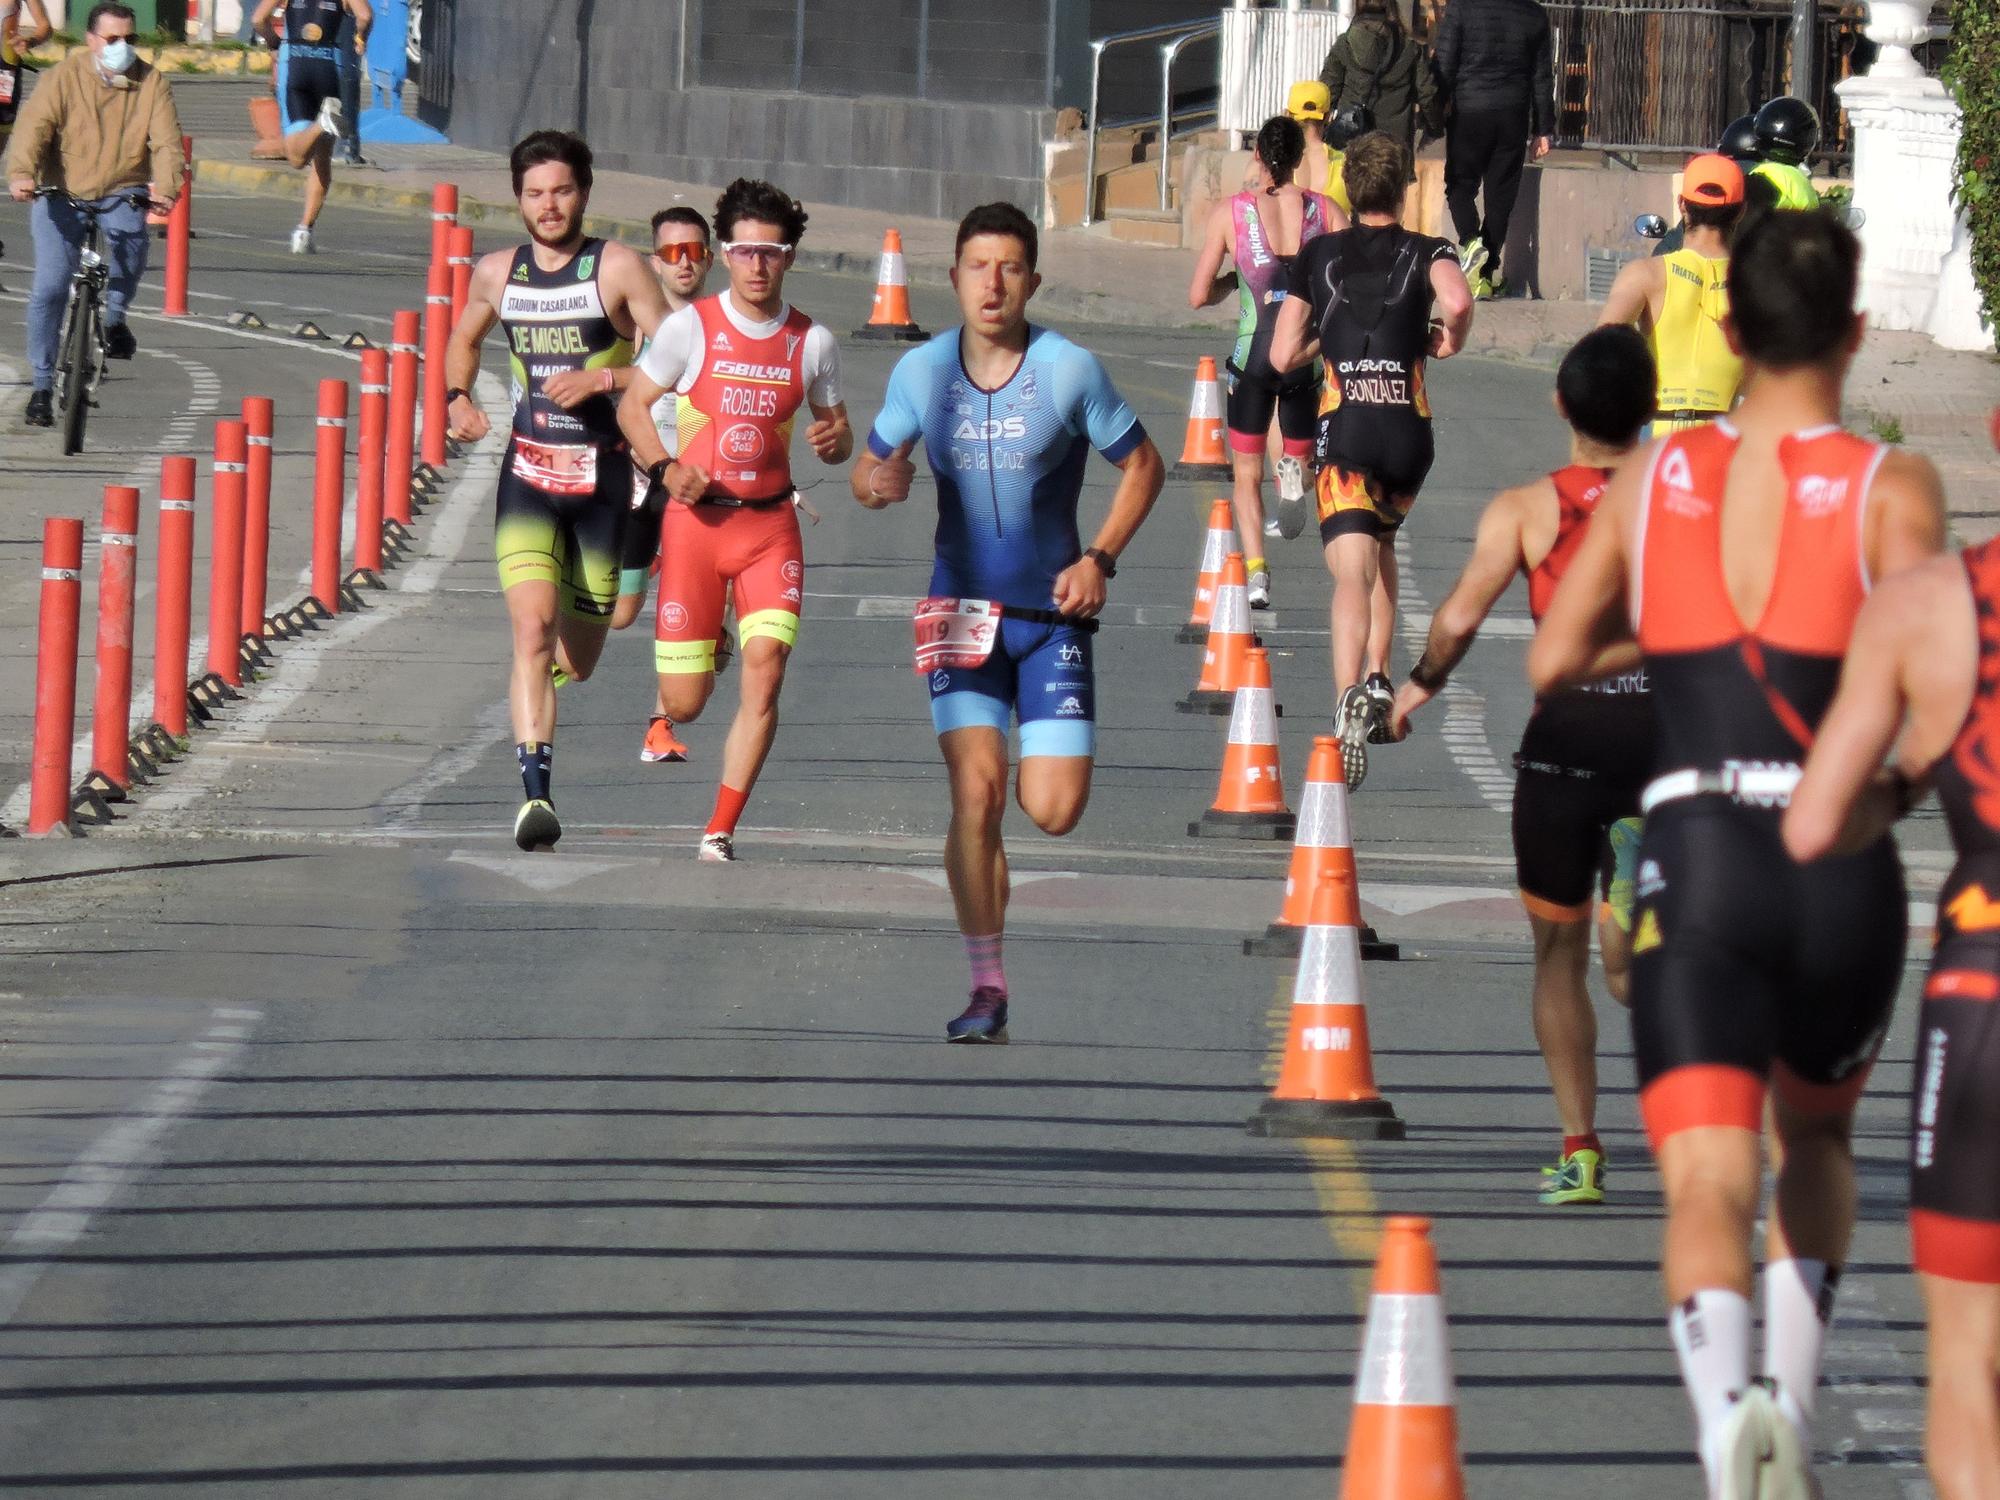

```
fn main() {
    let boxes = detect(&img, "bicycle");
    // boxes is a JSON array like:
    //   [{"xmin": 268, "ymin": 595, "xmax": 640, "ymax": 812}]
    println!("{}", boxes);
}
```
[{"xmin": 35, "ymin": 187, "xmax": 157, "ymax": 455}]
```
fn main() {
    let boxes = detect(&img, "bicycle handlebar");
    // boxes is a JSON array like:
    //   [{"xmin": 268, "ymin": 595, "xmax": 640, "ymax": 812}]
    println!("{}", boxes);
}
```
[{"xmin": 32, "ymin": 186, "xmax": 167, "ymax": 215}]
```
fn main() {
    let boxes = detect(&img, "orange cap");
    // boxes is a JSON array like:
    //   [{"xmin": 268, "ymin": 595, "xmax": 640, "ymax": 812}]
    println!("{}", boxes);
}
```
[{"xmin": 1681, "ymin": 153, "xmax": 1746, "ymax": 207}]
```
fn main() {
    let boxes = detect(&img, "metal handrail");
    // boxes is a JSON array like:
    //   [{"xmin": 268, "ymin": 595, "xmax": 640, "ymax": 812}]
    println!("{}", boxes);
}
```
[
  {"xmin": 1082, "ymin": 18, "xmax": 1223, "ymax": 227},
  {"xmin": 1160, "ymin": 23, "xmax": 1223, "ymax": 211}
]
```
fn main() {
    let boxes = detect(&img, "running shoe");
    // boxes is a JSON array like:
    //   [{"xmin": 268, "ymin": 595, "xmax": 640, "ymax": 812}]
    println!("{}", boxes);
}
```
[
  {"xmin": 1263, "ymin": 515, "xmax": 1283, "ymax": 539},
  {"xmin": 314, "ymin": 95, "xmax": 344, "ymax": 140},
  {"xmin": 1363, "ymin": 671, "xmax": 1397, "ymax": 744},
  {"xmin": 1538, "ymin": 1147, "xmax": 1606, "ymax": 1205},
  {"xmin": 1469, "ymin": 271, "xmax": 1494, "ymax": 301},
  {"xmin": 1274, "ymin": 455, "xmax": 1311, "ymax": 540},
  {"xmin": 1335, "ymin": 682, "xmax": 1372, "ymax": 789},
  {"xmin": 102, "ymin": 322, "xmax": 136, "ymax": 360},
  {"xmin": 513, "ymin": 798, "xmax": 561, "ymax": 851},
  {"xmin": 946, "ymin": 986, "xmax": 1009, "ymax": 1043},
  {"xmin": 1760, "ymin": 1384, "xmax": 1820, "ymax": 1500},
  {"xmin": 639, "ymin": 715, "xmax": 688, "ymax": 764},
  {"xmin": 1458, "ymin": 236, "xmax": 1489, "ymax": 280},
  {"xmin": 1487, "ymin": 272, "xmax": 1509, "ymax": 299},
  {"xmin": 1247, "ymin": 567, "xmax": 1272, "ymax": 611},
  {"xmin": 1713, "ymin": 1380, "xmax": 1785, "ymax": 1500},
  {"xmin": 1606, "ymin": 816, "xmax": 1643, "ymax": 933},
  {"xmin": 289, "ymin": 225, "xmax": 315, "ymax": 256},
  {"xmin": 696, "ymin": 832, "xmax": 736, "ymax": 863}
]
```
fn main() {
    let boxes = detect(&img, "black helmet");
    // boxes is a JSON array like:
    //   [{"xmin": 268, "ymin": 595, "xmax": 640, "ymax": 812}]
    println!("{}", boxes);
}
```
[
  {"xmin": 1753, "ymin": 96, "xmax": 1820, "ymax": 166},
  {"xmin": 1328, "ymin": 103, "xmax": 1375, "ymax": 150},
  {"xmin": 1718, "ymin": 113, "xmax": 1762, "ymax": 167}
]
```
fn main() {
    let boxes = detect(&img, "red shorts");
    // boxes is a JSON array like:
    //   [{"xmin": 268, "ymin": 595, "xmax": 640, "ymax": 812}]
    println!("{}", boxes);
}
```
[{"xmin": 655, "ymin": 501, "xmax": 803, "ymax": 675}]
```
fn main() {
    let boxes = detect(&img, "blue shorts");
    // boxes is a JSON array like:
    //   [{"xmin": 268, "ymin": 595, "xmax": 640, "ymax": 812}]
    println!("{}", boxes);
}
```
[
  {"xmin": 278, "ymin": 47, "xmax": 342, "ymax": 135},
  {"xmin": 927, "ymin": 614, "xmax": 1096, "ymax": 759}
]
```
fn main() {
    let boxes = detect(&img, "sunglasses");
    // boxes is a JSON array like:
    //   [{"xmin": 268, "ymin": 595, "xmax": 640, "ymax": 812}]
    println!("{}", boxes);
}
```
[
  {"xmin": 653, "ymin": 242, "xmax": 711, "ymax": 265},
  {"xmin": 721, "ymin": 240, "xmax": 792, "ymax": 264}
]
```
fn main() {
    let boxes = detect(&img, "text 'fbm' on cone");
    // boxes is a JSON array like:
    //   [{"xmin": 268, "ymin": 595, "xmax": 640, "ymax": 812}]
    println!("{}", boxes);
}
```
[
  {"xmin": 1247, "ymin": 864, "xmax": 1403, "ymax": 1139},
  {"xmin": 1169, "ymin": 356, "xmax": 1230, "ymax": 480},
  {"xmin": 1338, "ymin": 1217, "xmax": 1464, "ymax": 1500},
  {"xmin": 1244, "ymin": 735, "xmax": 1399, "ymax": 960},
  {"xmin": 1177, "ymin": 497, "xmax": 1234, "ymax": 644},
  {"xmin": 1190, "ymin": 647, "xmax": 1293, "ymax": 840}
]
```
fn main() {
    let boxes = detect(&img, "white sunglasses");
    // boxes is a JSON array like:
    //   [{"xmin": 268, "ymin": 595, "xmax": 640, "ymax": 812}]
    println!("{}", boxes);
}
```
[{"xmin": 721, "ymin": 240, "xmax": 792, "ymax": 263}]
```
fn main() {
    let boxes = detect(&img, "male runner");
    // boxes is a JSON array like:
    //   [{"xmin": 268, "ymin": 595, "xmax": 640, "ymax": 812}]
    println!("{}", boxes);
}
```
[
  {"xmin": 1528, "ymin": 211, "xmax": 1946, "ymax": 1498},
  {"xmin": 611, "ymin": 205, "xmax": 714, "ymax": 766},
  {"xmin": 1270, "ymin": 129, "xmax": 1473, "ymax": 786},
  {"xmin": 849, "ymin": 202, "xmax": 1164, "ymax": 1043},
  {"xmin": 250, "ymin": 0, "xmax": 369, "ymax": 255},
  {"xmin": 1785, "ymin": 417, "xmax": 2000, "ymax": 1500},
  {"xmin": 1391, "ymin": 325, "xmax": 1656, "ymax": 1207},
  {"xmin": 617, "ymin": 178, "xmax": 850, "ymax": 863},
  {"xmin": 444, "ymin": 130, "xmax": 667, "ymax": 851},
  {"xmin": 1600, "ymin": 153, "xmax": 1746, "ymax": 438}
]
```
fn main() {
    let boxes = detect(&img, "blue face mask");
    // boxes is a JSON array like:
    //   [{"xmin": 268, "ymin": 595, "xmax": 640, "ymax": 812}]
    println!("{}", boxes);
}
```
[{"xmin": 98, "ymin": 38, "xmax": 135, "ymax": 74}]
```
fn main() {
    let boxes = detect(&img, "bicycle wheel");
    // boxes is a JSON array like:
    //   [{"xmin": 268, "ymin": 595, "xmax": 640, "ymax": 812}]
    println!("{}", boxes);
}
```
[{"xmin": 56, "ymin": 282, "xmax": 94, "ymax": 456}]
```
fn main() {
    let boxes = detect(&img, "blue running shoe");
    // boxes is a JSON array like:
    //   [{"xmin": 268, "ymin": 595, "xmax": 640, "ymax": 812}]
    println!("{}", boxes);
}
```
[{"xmin": 946, "ymin": 987, "xmax": 1009, "ymax": 1043}]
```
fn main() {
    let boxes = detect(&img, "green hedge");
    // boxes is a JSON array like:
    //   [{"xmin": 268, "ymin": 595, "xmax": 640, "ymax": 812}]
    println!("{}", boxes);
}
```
[{"xmin": 1948, "ymin": 0, "xmax": 2000, "ymax": 335}]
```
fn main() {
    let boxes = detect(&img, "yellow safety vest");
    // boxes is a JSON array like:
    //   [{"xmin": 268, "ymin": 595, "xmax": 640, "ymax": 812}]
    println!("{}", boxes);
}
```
[{"xmin": 1650, "ymin": 249, "xmax": 1742, "ymax": 424}]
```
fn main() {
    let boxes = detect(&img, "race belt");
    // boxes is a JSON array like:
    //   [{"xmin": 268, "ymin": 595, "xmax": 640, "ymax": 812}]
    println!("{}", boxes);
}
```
[
  {"xmin": 510, "ymin": 439, "xmax": 600, "ymax": 496},
  {"xmin": 913, "ymin": 597, "xmax": 1098, "ymax": 674},
  {"xmin": 1642, "ymin": 762, "xmax": 1802, "ymax": 814}
]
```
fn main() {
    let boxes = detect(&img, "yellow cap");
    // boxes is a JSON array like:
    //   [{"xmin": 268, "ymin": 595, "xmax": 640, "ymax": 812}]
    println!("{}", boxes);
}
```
[{"xmin": 1287, "ymin": 81, "xmax": 1331, "ymax": 122}]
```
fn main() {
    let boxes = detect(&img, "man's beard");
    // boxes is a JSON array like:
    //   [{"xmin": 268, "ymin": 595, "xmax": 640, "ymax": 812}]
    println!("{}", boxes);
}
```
[{"xmin": 526, "ymin": 212, "xmax": 583, "ymax": 251}]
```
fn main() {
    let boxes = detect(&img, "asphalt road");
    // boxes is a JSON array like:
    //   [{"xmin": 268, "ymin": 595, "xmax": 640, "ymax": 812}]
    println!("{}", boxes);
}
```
[{"xmin": 0, "ymin": 186, "xmax": 1946, "ymax": 1497}]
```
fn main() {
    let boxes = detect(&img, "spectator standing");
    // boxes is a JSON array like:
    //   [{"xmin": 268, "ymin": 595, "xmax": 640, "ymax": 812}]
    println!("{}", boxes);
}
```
[
  {"xmin": 1433, "ymin": 0, "xmax": 1555, "ymax": 299},
  {"xmin": 335, "ymin": 3, "xmax": 364, "ymax": 165},
  {"xmin": 1318, "ymin": 0, "xmax": 1443, "ymax": 154}
]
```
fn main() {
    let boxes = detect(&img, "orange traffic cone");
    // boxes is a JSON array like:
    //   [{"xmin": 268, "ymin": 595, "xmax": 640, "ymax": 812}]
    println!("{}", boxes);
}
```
[
  {"xmin": 1244, "ymin": 736, "xmax": 1400, "ymax": 961},
  {"xmin": 853, "ymin": 229, "xmax": 927, "ymax": 342},
  {"xmin": 1177, "ymin": 498, "xmax": 1235, "ymax": 644},
  {"xmin": 1170, "ymin": 357, "xmax": 1230, "ymax": 480},
  {"xmin": 1246, "ymin": 864, "xmax": 1403, "ymax": 1138},
  {"xmin": 1337, "ymin": 1217, "xmax": 1464, "ymax": 1499},
  {"xmin": 1179, "ymin": 554, "xmax": 1277, "ymax": 715},
  {"xmin": 1191, "ymin": 647, "xmax": 1293, "ymax": 840}
]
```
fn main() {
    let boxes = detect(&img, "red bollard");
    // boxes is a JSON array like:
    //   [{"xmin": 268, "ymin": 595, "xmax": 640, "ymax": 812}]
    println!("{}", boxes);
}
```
[
  {"xmin": 353, "ymin": 348, "xmax": 388, "ymax": 576},
  {"xmin": 421, "ymin": 256, "xmax": 451, "ymax": 468},
  {"xmin": 386, "ymin": 309, "xmax": 420, "ymax": 525},
  {"xmin": 313, "ymin": 377, "xmax": 349, "ymax": 613},
  {"xmin": 153, "ymin": 456, "xmax": 196, "ymax": 738},
  {"xmin": 241, "ymin": 397, "xmax": 274, "ymax": 639},
  {"xmin": 448, "ymin": 224, "xmax": 475, "ymax": 327},
  {"xmin": 163, "ymin": 134, "xmax": 193, "ymax": 318},
  {"xmin": 206, "ymin": 420, "xmax": 248, "ymax": 689},
  {"xmin": 429, "ymin": 181, "xmax": 458, "ymax": 279},
  {"xmin": 89, "ymin": 486, "xmax": 141, "ymax": 793},
  {"xmin": 29, "ymin": 517, "xmax": 84, "ymax": 836}
]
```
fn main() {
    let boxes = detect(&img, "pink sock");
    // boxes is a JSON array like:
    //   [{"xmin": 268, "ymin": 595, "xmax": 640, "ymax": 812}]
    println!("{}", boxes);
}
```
[{"xmin": 965, "ymin": 933, "xmax": 1006, "ymax": 995}]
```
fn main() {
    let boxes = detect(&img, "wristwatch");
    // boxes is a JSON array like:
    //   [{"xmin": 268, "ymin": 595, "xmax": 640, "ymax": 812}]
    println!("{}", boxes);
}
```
[
  {"xmin": 1084, "ymin": 546, "xmax": 1118, "ymax": 578},
  {"xmin": 646, "ymin": 457, "xmax": 672, "ymax": 487},
  {"xmin": 445, "ymin": 385, "xmax": 470, "ymax": 405}
]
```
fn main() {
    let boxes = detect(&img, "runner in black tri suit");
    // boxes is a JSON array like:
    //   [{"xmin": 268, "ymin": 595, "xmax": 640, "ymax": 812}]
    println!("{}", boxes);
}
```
[
  {"xmin": 250, "ymin": 0, "xmax": 369, "ymax": 254},
  {"xmin": 1530, "ymin": 212, "xmax": 1946, "ymax": 1500},
  {"xmin": 1270, "ymin": 130, "xmax": 1473, "ymax": 788},
  {"xmin": 443, "ymin": 130, "xmax": 667, "ymax": 851},
  {"xmin": 1787, "ymin": 413, "xmax": 2000, "ymax": 1500}
]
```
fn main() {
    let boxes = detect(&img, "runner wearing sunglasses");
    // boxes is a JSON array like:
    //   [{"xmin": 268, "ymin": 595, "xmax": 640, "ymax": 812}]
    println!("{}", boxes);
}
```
[{"xmin": 617, "ymin": 178, "xmax": 851, "ymax": 862}]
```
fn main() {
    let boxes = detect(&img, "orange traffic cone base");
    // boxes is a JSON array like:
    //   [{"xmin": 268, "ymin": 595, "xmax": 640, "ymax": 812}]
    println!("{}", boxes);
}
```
[
  {"xmin": 1246, "ymin": 1094, "xmax": 1405, "ymax": 1139},
  {"xmin": 1244, "ymin": 922, "xmax": 1401, "ymax": 961},
  {"xmin": 1176, "ymin": 679, "xmax": 1278, "ymax": 716},
  {"xmin": 854, "ymin": 321, "xmax": 926, "ymax": 343},
  {"xmin": 1171, "ymin": 459, "xmax": 1232, "ymax": 480},
  {"xmin": 1191, "ymin": 807, "xmax": 1297, "ymax": 840}
]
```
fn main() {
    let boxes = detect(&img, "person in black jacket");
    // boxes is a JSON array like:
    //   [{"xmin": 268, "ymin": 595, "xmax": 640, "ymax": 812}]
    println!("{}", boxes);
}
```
[
  {"xmin": 1433, "ymin": 0, "xmax": 1556, "ymax": 298},
  {"xmin": 1318, "ymin": 0, "xmax": 1445, "ymax": 154}
]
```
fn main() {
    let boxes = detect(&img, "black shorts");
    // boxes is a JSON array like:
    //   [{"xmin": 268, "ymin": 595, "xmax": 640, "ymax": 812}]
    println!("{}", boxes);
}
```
[
  {"xmin": 1314, "ymin": 404, "xmax": 1434, "ymax": 542},
  {"xmin": 1225, "ymin": 356, "xmax": 1317, "ymax": 455},
  {"xmin": 1512, "ymin": 686, "xmax": 1654, "ymax": 918},
  {"xmin": 494, "ymin": 438, "xmax": 632, "ymax": 620},
  {"xmin": 1630, "ymin": 798, "xmax": 1906, "ymax": 1150},
  {"xmin": 1912, "ymin": 881, "xmax": 2000, "ymax": 1284},
  {"xmin": 279, "ymin": 47, "xmax": 342, "ymax": 135}
]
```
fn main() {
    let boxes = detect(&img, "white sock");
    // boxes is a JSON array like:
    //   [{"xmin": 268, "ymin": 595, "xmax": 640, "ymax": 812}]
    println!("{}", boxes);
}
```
[
  {"xmin": 1670, "ymin": 1289, "xmax": 1753, "ymax": 1487},
  {"xmin": 1762, "ymin": 1258, "xmax": 1838, "ymax": 1440}
]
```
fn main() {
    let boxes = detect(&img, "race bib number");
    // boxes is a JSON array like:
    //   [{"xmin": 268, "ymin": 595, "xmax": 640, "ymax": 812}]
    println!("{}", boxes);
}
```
[
  {"xmin": 0, "ymin": 65, "xmax": 18, "ymax": 109},
  {"xmin": 510, "ymin": 439, "xmax": 599, "ymax": 497},
  {"xmin": 914, "ymin": 597, "xmax": 1000, "ymax": 675}
]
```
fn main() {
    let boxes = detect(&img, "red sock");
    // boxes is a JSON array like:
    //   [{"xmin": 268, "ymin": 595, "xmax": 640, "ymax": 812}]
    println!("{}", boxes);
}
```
[
  {"xmin": 1564, "ymin": 1133, "xmax": 1603, "ymax": 1160},
  {"xmin": 706, "ymin": 783, "xmax": 749, "ymax": 837}
]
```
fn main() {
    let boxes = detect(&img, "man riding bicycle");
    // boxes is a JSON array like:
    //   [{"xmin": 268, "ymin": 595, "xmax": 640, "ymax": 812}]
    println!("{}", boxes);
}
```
[{"xmin": 5, "ymin": 1, "xmax": 183, "ymax": 428}]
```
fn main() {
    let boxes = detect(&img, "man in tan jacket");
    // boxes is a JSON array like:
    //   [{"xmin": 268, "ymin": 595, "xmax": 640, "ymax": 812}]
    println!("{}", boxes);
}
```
[{"xmin": 6, "ymin": 2, "xmax": 183, "ymax": 427}]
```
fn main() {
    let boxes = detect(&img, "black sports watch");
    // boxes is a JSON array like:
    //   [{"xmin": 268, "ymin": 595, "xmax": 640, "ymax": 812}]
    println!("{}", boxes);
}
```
[
  {"xmin": 1083, "ymin": 546, "xmax": 1118, "ymax": 578},
  {"xmin": 445, "ymin": 385, "xmax": 471, "ymax": 405},
  {"xmin": 646, "ymin": 457, "xmax": 672, "ymax": 486}
]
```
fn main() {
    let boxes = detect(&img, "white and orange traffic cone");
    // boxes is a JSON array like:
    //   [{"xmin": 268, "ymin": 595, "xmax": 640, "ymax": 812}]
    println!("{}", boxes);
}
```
[
  {"xmin": 1170, "ymin": 357, "xmax": 1230, "ymax": 480},
  {"xmin": 1179, "ymin": 553, "xmax": 1274, "ymax": 716},
  {"xmin": 1337, "ymin": 1217, "xmax": 1464, "ymax": 1500},
  {"xmin": 1177, "ymin": 498, "xmax": 1234, "ymax": 644},
  {"xmin": 1191, "ymin": 647, "xmax": 1293, "ymax": 840},
  {"xmin": 1246, "ymin": 864, "xmax": 1403, "ymax": 1138},
  {"xmin": 853, "ymin": 229, "xmax": 927, "ymax": 342},
  {"xmin": 1245, "ymin": 736, "xmax": 1399, "ymax": 960}
]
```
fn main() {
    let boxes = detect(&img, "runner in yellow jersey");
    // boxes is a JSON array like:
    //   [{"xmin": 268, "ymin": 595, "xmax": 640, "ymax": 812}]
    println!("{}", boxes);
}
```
[{"xmin": 1597, "ymin": 152, "xmax": 1746, "ymax": 437}]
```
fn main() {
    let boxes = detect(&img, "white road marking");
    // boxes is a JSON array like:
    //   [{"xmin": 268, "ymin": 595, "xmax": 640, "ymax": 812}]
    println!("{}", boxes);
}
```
[
  {"xmin": 1395, "ymin": 531, "xmax": 1514, "ymax": 814},
  {"xmin": 381, "ymin": 699, "xmax": 512, "ymax": 829},
  {"xmin": 446, "ymin": 850, "xmax": 641, "ymax": 890},
  {"xmin": 0, "ymin": 1004, "xmax": 261, "ymax": 1327}
]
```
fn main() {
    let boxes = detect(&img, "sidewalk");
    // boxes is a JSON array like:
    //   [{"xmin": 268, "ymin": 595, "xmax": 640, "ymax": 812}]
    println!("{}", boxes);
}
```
[{"xmin": 183, "ymin": 79, "xmax": 1999, "ymax": 528}]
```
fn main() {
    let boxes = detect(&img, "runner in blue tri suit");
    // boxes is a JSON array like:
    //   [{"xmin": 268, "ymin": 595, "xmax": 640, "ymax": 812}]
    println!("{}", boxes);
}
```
[{"xmin": 850, "ymin": 202, "xmax": 1165, "ymax": 1043}]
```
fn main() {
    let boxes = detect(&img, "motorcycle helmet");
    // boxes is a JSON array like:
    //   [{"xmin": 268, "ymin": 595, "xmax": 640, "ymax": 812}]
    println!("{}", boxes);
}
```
[
  {"xmin": 1718, "ymin": 113, "xmax": 1762, "ymax": 167},
  {"xmin": 1753, "ymin": 96, "xmax": 1820, "ymax": 166}
]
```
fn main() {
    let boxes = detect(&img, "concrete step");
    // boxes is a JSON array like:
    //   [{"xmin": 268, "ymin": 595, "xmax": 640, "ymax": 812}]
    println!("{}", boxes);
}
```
[{"xmin": 1095, "ymin": 209, "xmax": 1184, "ymax": 249}]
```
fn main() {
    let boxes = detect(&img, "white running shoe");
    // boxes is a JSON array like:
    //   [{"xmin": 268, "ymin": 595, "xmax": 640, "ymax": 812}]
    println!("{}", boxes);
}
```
[
  {"xmin": 1335, "ymin": 683, "xmax": 1372, "ymax": 789},
  {"xmin": 1262, "ymin": 515, "xmax": 1283, "ymax": 539},
  {"xmin": 315, "ymin": 95, "xmax": 344, "ymax": 140},
  {"xmin": 1712, "ymin": 1381, "xmax": 1784, "ymax": 1500},
  {"xmin": 697, "ymin": 831, "xmax": 736, "ymax": 863},
  {"xmin": 1246, "ymin": 567, "xmax": 1272, "ymax": 610},
  {"xmin": 1760, "ymin": 1387, "xmax": 1820, "ymax": 1500},
  {"xmin": 1274, "ymin": 456, "xmax": 1310, "ymax": 539},
  {"xmin": 289, "ymin": 225, "xmax": 315, "ymax": 256}
]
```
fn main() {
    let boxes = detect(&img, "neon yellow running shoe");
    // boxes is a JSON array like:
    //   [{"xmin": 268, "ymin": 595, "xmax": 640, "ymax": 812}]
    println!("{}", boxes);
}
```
[
  {"xmin": 1606, "ymin": 816, "xmax": 1643, "ymax": 934},
  {"xmin": 1539, "ymin": 1148, "xmax": 1605, "ymax": 1206}
]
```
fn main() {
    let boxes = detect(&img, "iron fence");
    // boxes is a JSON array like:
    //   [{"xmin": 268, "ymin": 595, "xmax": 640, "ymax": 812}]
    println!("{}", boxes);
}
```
[{"xmin": 415, "ymin": 0, "xmax": 452, "ymax": 130}]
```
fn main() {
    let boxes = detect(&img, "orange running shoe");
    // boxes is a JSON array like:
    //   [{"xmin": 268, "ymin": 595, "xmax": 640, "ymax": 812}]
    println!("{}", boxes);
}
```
[{"xmin": 640, "ymin": 715, "xmax": 688, "ymax": 764}]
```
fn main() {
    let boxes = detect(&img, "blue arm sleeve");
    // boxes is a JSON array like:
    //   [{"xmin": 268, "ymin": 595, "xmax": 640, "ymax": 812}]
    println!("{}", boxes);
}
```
[
  {"xmin": 1059, "ymin": 345, "xmax": 1145, "ymax": 464},
  {"xmin": 866, "ymin": 347, "xmax": 928, "ymax": 459}
]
